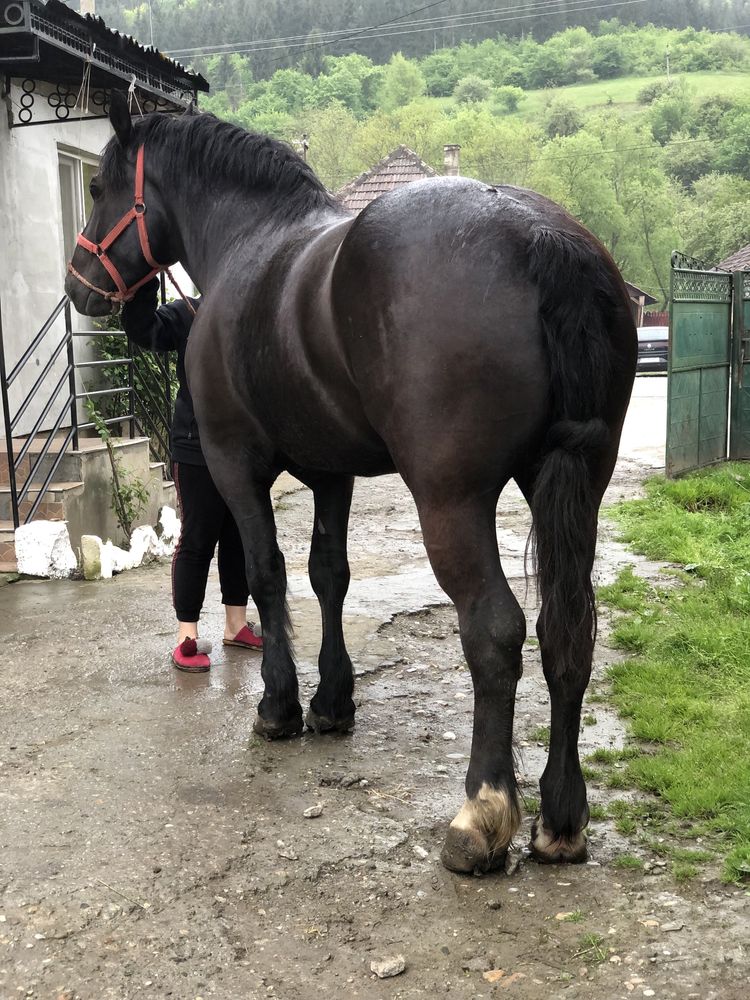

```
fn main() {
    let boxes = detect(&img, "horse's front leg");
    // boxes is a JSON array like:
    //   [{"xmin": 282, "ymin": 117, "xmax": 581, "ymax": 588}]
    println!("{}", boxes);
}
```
[
  {"xmin": 205, "ymin": 454, "xmax": 302, "ymax": 738},
  {"xmin": 297, "ymin": 471, "xmax": 356, "ymax": 733},
  {"xmin": 244, "ymin": 489, "xmax": 303, "ymax": 739}
]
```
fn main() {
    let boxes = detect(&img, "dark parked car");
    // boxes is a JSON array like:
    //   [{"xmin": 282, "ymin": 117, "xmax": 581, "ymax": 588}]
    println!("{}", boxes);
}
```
[{"xmin": 636, "ymin": 325, "xmax": 669, "ymax": 373}]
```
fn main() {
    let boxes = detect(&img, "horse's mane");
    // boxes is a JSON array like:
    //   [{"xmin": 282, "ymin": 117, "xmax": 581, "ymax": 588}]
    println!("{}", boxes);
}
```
[{"xmin": 100, "ymin": 111, "xmax": 337, "ymax": 220}]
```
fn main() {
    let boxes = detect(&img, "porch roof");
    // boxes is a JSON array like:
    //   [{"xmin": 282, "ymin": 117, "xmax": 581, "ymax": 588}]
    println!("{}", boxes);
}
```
[{"xmin": 0, "ymin": 0, "xmax": 207, "ymax": 113}]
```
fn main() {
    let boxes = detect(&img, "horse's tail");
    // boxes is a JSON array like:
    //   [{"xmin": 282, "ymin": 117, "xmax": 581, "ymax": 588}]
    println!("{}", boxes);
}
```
[{"xmin": 526, "ymin": 226, "xmax": 629, "ymax": 678}]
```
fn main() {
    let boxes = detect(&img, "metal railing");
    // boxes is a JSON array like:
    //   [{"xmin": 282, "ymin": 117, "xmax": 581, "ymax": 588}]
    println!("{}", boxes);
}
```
[
  {"xmin": 75, "ymin": 327, "xmax": 174, "ymax": 475},
  {"xmin": 0, "ymin": 295, "xmax": 78, "ymax": 527},
  {"xmin": 1, "ymin": 293, "xmax": 174, "ymax": 529}
]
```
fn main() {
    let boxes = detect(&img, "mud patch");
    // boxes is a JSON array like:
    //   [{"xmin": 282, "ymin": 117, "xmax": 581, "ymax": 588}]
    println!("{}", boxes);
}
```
[{"xmin": 1, "ymin": 469, "xmax": 748, "ymax": 999}]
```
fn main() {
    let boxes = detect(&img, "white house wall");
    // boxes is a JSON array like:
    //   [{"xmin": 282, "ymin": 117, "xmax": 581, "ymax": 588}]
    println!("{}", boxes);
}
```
[{"xmin": 0, "ymin": 78, "xmax": 111, "ymax": 437}]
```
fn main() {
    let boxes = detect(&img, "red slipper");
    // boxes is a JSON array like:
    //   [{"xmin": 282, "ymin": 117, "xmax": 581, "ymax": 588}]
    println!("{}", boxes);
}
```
[
  {"xmin": 223, "ymin": 623, "xmax": 263, "ymax": 650},
  {"xmin": 172, "ymin": 636, "xmax": 211, "ymax": 672}
]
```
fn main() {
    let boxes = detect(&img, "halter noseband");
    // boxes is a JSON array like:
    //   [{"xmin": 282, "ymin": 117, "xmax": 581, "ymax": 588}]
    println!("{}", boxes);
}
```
[{"xmin": 67, "ymin": 144, "xmax": 167, "ymax": 305}]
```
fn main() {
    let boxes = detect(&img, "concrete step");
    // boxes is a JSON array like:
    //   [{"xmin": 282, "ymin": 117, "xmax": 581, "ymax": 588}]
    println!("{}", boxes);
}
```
[
  {"xmin": 40, "ymin": 436, "xmax": 156, "ymax": 485},
  {"xmin": 0, "ymin": 520, "xmax": 17, "ymax": 573},
  {"xmin": 0, "ymin": 482, "xmax": 85, "ymax": 522}
]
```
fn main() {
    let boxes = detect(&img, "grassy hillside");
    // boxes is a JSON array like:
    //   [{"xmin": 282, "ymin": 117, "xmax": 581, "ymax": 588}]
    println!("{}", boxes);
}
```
[{"xmin": 519, "ymin": 70, "xmax": 750, "ymax": 115}]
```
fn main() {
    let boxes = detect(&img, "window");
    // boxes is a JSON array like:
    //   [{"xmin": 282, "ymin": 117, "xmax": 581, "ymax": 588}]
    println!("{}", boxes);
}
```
[{"xmin": 57, "ymin": 149, "xmax": 98, "ymax": 275}]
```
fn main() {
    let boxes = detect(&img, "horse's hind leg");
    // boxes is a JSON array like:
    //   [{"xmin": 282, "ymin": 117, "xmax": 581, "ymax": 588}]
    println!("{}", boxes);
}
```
[
  {"xmin": 530, "ymin": 615, "xmax": 591, "ymax": 863},
  {"xmin": 302, "ymin": 472, "xmax": 356, "ymax": 733},
  {"xmin": 416, "ymin": 493, "xmax": 525, "ymax": 873},
  {"xmin": 516, "ymin": 443, "xmax": 617, "ymax": 864}
]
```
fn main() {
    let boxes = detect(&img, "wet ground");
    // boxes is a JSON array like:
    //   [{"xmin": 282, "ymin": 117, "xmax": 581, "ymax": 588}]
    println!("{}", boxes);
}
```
[{"xmin": 1, "ymin": 381, "xmax": 748, "ymax": 999}]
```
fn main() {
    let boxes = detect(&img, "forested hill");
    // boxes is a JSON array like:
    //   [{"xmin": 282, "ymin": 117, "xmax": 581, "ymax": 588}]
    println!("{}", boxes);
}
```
[
  {"xmin": 87, "ymin": 1, "xmax": 748, "ymax": 78},
  {"xmin": 71, "ymin": 2, "xmax": 750, "ymax": 305}
]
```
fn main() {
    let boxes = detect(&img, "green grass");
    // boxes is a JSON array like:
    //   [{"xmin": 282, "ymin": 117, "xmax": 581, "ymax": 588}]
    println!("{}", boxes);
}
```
[
  {"xmin": 672, "ymin": 861, "xmax": 699, "ymax": 882},
  {"xmin": 612, "ymin": 854, "xmax": 644, "ymax": 871},
  {"xmin": 529, "ymin": 725, "xmax": 551, "ymax": 744},
  {"xmin": 575, "ymin": 933, "xmax": 607, "ymax": 964},
  {"xmin": 518, "ymin": 71, "xmax": 750, "ymax": 116},
  {"xmin": 599, "ymin": 465, "xmax": 750, "ymax": 882},
  {"xmin": 436, "ymin": 71, "xmax": 750, "ymax": 124}
]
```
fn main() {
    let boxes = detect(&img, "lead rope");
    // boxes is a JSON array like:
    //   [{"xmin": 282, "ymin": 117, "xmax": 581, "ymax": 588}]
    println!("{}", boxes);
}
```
[{"xmin": 164, "ymin": 267, "xmax": 197, "ymax": 317}]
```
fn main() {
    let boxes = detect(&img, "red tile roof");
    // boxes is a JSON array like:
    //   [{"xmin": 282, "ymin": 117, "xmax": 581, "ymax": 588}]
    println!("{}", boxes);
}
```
[
  {"xmin": 336, "ymin": 145, "xmax": 437, "ymax": 214},
  {"xmin": 717, "ymin": 244, "xmax": 750, "ymax": 271}
]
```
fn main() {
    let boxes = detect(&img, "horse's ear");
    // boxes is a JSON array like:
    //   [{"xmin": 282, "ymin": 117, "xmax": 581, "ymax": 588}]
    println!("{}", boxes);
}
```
[
  {"xmin": 109, "ymin": 90, "xmax": 133, "ymax": 146},
  {"xmin": 183, "ymin": 100, "xmax": 197, "ymax": 117}
]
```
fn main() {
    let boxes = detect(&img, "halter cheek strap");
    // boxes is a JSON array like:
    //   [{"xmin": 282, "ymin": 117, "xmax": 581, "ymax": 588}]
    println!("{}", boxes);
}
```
[{"xmin": 67, "ymin": 144, "xmax": 194, "ymax": 314}]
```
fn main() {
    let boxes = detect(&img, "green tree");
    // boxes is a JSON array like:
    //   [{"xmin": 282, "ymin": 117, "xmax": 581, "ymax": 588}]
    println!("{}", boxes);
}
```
[
  {"xmin": 442, "ymin": 107, "xmax": 540, "ymax": 186},
  {"xmin": 648, "ymin": 84, "xmax": 695, "ymax": 144},
  {"xmin": 495, "ymin": 85, "xmax": 525, "ymax": 114},
  {"xmin": 717, "ymin": 103, "xmax": 750, "ymax": 174},
  {"xmin": 454, "ymin": 75, "xmax": 492, "ymax": 104},
  {"xmin": 314, "ymin": 67, "xmax": 365, "ymax": 115},
  {"xmin": 378, "ymin": 53, "xmax": 426, "ymax": 111},
  {"xmin": 591, "ymin": 35, "xmax": 625, "ymax": 78},
  {"xmin": 664, "ymin": 132, "xmax": 713, "ymax": 188},
  {"xmin": 420, "ymin": 49, "xmax": 460, "ymax": 97},
  {"xmin": 541, "ymin": 99, "xmax": 584, "ymax": 139},
  {"xmin": 302, "ymin": 102, "xmax": 363, "ymax": 191},
  {"xmin": 352, "ymin": 110, "xmax": 404, "ymax": 172},
  {"xmin": 300, "ymin": 28, "xmax": 325, "ymax": 77},
  {"xmin": 268, "ymin": 68, "xmax": 316, "ymax": 114},
  {"xmin": 677, "ymin": 173, "xmax": 750, "ymax": 264}
]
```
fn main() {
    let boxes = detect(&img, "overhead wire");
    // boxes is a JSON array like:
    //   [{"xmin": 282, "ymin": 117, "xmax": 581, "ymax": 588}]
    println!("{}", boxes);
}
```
[
  {"xmin": 167, "ymin": 0, "xmax": 652, "ymax": 61},
  {"xmin": 166, "ymin": 0, "xmax": 614, "ymax": 56},
  {"xmin": 168, "ymin": 0, "xmax": 457, "ymax": 59}
]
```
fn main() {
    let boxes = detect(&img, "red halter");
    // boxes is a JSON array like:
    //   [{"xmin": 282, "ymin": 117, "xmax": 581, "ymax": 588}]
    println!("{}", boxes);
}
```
[{"xmin": 67, "ymin": 144, "xmax": 167, "ymax": 305}]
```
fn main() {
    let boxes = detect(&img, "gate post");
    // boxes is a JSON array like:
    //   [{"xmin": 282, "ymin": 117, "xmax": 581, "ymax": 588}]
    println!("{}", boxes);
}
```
[{"xmin": 729, "ymin": 271, "xmax": 750, "ymax": 461}]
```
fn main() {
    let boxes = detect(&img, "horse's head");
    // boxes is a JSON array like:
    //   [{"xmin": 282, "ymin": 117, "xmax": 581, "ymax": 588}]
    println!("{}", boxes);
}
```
[{"xmin": 65, "ymin": 92, "xmax": 177, "ymax": 316}]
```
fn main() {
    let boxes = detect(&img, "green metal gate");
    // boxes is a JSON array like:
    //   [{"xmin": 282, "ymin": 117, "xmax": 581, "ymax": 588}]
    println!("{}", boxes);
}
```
[
  {"xmin": 730, "ymin": 272, "xmax": 750, "ymax": 461},
  {"xmin": 667, "ymin": 253, "xmax": 750, "ymax": 476}
]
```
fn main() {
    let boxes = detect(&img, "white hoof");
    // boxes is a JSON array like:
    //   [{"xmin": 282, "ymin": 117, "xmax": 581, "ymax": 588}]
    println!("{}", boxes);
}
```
[{"xmin": 441, "ymin": 784, "xmax": 521, "ymax": 873}]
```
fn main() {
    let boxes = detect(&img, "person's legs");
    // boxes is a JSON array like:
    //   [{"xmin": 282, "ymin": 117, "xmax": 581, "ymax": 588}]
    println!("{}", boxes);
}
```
[
  {"xmin": 217, "ymin": 502, "xmax": 263, "ymax": 647},
  {"xmin": 172, "ymin": 462, "xmax": 225, "ymax": 648}
]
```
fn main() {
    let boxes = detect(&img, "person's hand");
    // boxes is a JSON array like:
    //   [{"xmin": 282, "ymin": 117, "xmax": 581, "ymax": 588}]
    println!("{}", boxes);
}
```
[{"xmin": 121, "ymin": 277, "xmax": 160, "ymax": 326}]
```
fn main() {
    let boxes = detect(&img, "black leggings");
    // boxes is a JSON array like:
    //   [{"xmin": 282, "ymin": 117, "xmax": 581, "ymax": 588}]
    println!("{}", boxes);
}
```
[{"xmin": 172, "ymin": 462, "xmax": 249, "ymax": 622}]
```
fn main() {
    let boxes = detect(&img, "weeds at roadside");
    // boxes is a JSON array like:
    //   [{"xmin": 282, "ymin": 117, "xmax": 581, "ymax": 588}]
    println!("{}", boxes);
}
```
[
  {"xmin": 574, "ymin": 933, "xmax": 607, "ymax": 964},
  {"xmin": 598, "ymin": 465, "xmax": 750, "ymax": 882},
  {"xmin": 612, "ymin": 854, "xmax": 643, "ymax": 871},
  {"xmin": 529, "ymin": 725, "xmax": 551, "ymax": 744}
]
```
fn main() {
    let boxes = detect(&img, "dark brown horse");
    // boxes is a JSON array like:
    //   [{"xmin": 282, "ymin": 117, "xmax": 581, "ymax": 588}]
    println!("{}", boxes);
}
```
[{"xmin": 66, "ymin": 94, "xmax": 636, "ymax": 874}]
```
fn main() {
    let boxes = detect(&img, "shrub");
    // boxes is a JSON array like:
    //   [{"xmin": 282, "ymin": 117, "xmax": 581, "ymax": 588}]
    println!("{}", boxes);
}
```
[
  {"xmin": 541, "ymin": 99, "xmax": 583, "ymax": 138},
  {"xmin": 454, "ymin": 75, "xmax": 492, "ymax": 104},
  {"xmin": 637, "ymin": 78, "xmax": 673, "ymax": 105},
  {"xmin": 494, "ymin": 85, "xmax": 524, "ymax": 113}
]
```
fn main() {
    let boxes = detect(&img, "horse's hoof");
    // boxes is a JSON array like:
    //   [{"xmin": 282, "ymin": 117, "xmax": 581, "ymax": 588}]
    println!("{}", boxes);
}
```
[
  {"xmin": 441, "ymin": 825, "xmax": 506, "ymax": 874},
  {"xmin": 252, "ymin": 713, "xmax": 303, "ymax": 741},
  {"xmin": 441, "ymin": 784, "xmax": 521, "ymax": 875},
  {"xmin": 529, "ymin": 817, "xmax": 588, "ymax": 864},
  {"xmin": 305, "ymin": 708, "xmax": 355, "ymax": 734}
]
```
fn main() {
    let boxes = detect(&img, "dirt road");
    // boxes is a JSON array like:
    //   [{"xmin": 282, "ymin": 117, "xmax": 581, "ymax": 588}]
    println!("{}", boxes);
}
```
[{"xmin": 1, "ymin": 455, "xmax": 747, "ymax": 999}]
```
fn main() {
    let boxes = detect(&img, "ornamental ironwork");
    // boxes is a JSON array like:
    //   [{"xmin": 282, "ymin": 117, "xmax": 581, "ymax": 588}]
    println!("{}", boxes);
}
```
[
  {"xmin": 671, "ymin": 250, "xmax": 711, "ymax": 271},
  {"xmin": 11, "ymin": 77, "xmax": 173, "ymax": 126},
  {"xmin": 672, "ymin": 270, "xmax": 733, "ymax": 303}
]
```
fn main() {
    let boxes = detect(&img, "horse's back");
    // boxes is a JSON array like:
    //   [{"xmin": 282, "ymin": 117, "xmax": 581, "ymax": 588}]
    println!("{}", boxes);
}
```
[
  {"xmin": 331, "ymin": 179, "xmax": 553, "ymax": 487},
  {"xmin": 329, "ymin": 176, "xmax": 634, "ymax": 492}
]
